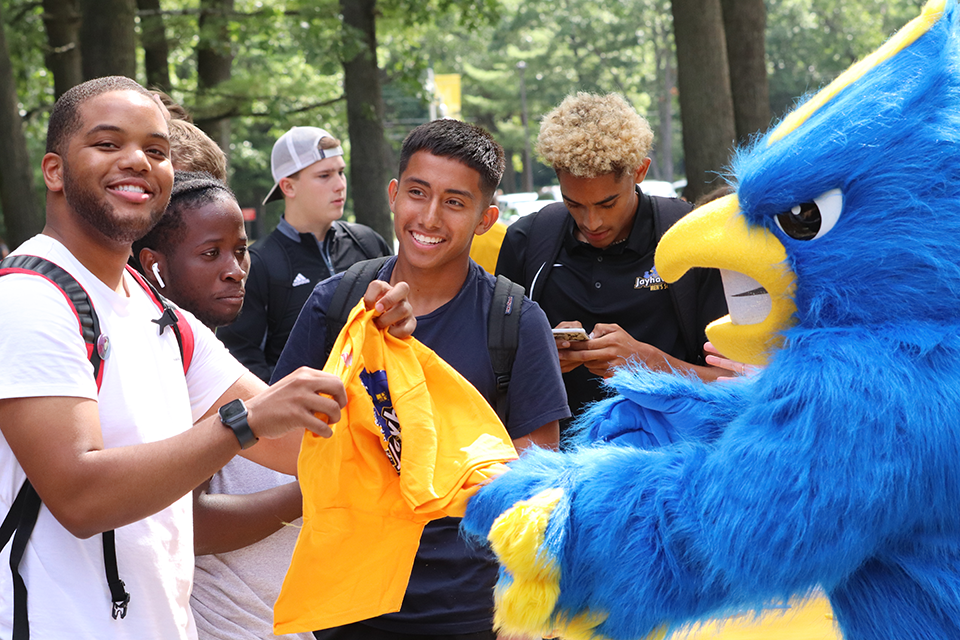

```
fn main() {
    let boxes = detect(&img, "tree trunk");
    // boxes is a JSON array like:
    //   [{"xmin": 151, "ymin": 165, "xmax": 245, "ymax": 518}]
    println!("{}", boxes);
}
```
[
  {"xmin": 137, "ymin": 0, "xmax": 171, "ymax": 92},
  {"xmin": 670, "ymin": 0, "xmax": 736, "ymax": 203},
  {"xmin": 501, "ymin": 152, "xmax": 517, "ymax": 195},
  {"xmin": 340, "ymin": 0, "xmax": 392, "ymax": 241},
  {"xmin": 0, "ymin": 2, "xmax": 42, "ymax": 249},
  {"xmin": 41, "ymin": 0, "xmax": 82, "ymax": 99},
  {"xmin": 195, "ymin": 0, "xmax": 233, "ymax": 159},
  {"xmin": 654, "ymin": 20, "xmax": 675, "ymax": 182},
  {"xmin": 79, "ymin": 0, "xmax": 136, "ymax": 80},
  {"xmin": 720, "ymin": 0, "xmax": 770, "ymax": 145}
]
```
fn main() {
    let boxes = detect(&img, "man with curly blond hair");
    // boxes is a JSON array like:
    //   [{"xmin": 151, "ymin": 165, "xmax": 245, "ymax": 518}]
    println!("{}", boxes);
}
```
[{"xmin": 496, "ymin": 92, "xmax": 727, "ymax": 430}]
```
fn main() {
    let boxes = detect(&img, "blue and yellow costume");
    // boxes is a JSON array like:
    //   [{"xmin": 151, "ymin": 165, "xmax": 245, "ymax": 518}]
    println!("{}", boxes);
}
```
[{"xmin": 461, "ymin": 2, "xmax": 960, "ymax": 639}]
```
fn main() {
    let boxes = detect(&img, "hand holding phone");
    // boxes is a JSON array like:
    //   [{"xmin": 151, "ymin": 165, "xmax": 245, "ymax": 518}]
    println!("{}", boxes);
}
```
[{"xmin": 552, "ymin": 328, "xmax": 589, "ymax": 342}]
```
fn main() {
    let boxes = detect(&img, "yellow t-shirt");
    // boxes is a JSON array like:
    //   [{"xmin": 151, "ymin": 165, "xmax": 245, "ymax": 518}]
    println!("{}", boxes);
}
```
[
  {"xmin": 470, "ymin": 221, "xmax": 508, "ymax": 274},
  {"xmin": 274, "ymin": 302, "xmax": 517, "ymax": 634}
]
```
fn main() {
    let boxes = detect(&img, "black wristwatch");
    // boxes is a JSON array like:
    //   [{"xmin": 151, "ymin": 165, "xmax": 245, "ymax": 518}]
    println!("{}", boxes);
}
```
[{"xmin": 218, "ymin": 398, "xmax": 258, "ymax": 449}]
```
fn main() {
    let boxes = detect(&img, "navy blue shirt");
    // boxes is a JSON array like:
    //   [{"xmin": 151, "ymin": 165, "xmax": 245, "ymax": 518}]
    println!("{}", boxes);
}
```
[{"xmin": 273, "ymin": 258, "xmax": 570, "ymax": 634}]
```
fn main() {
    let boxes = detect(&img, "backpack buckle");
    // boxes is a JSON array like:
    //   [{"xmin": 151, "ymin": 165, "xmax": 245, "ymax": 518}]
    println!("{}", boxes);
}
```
[
  {"xmin": 151, "ymin": 307, "xmax": 179, "ymax": 335},
  {"xmin": 111, "ymin": 584, "xmax": 130, "ymax": 620}
]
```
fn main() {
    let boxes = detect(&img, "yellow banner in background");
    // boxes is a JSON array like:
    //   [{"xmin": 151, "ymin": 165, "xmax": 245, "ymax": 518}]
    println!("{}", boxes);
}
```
[{"xmin": 434, "ymin": 74, "xmax": 462, "ymax": 120}]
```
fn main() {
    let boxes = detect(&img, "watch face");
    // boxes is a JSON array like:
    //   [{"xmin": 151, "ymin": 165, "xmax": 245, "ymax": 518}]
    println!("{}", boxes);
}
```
[{"xmin": 220, "ymin": 399, "xmax": 246, "ymax": 422}]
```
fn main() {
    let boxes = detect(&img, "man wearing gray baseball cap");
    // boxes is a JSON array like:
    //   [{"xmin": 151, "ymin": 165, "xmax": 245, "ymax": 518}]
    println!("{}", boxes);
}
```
[{"xmin": 218, "ymin": 126, "xmax": 392, "ymax": 382}]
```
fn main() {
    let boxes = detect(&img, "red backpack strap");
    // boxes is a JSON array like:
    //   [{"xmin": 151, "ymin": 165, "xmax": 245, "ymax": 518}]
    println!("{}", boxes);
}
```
[
  {"xmin": 125, "ymin": 265, "xmax": 194, "ymax": 373},
  {"xmin": 172, "ymin": 308, "xmax": 195, "ymax": 373},
  {"xmin": 0, "ymin": 255, "xmax": 104, "ymax": 391}
]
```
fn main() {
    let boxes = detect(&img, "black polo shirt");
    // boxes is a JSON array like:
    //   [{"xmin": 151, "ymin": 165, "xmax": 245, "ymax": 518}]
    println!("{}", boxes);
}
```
[{"xmin": 497, "ymin": 188, "xmax": 724, "ymax": 420}]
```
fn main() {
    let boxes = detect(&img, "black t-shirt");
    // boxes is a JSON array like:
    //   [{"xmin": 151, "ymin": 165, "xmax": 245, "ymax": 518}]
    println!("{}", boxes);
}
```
[{"xmin": 497, "ymin": 189, "xmax": 727, "ymax": 419}]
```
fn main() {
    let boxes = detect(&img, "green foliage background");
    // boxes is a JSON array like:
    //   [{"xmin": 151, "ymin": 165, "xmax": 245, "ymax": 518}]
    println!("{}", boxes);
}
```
[{"xmin": 0, "ymin": 0, "xmax": 928, "ymax": 240}]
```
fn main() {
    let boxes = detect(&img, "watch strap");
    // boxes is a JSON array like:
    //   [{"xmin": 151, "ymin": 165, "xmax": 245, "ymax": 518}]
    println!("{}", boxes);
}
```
[{"xmin": 219, "ymin": 399, "xmax": 258, "ymax": 450}]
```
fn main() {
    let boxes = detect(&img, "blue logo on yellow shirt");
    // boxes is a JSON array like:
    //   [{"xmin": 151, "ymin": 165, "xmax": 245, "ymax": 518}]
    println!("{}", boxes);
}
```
[{"xmin": 360, "ymin": 368, "xmax": 401, "ymax": 474}]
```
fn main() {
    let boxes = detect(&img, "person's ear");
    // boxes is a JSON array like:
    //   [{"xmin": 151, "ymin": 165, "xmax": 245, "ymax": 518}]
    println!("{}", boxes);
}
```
[
  {"xmin": 634, "ymin": 157, "xmax": 653, "ymax": 184},
  {"xmin": 278, "ymin": 176, "xmax": 297, "ymax": 199},
  {"xmin": 387, "ymin": 179, "xmax": 399, "ymax": 211},
  {"xmin": 139, "ymin": 248, "xmax": 165, "ymax": 289},
  {"xmin": 41, "ymin": 153, "xmax": 64, "ymax": 192},
  {"xmin": 474, "ymin": 204, "xmax": 500, "ymax": 236}
]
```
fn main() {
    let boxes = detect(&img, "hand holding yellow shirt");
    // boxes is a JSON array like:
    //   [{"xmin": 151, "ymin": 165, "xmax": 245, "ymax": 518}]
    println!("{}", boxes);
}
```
[{"xmin": 274, "ymin": 302, "xmax": 517, "ymax": 634}]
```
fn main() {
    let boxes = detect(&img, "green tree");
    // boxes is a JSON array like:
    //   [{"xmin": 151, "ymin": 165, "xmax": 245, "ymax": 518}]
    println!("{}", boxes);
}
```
[
  {"xmin": 79, "ymin": 0, "xmax": 136, "ymax": 79},
  {"xmin": 765, "ymin": 0, "xmax": 925, "ymax": 117},
  {"xmin": 341, "ymin": 0, "xmax": 392, "ymax": 240},
  {"xmin": 41, "ymin": 0, "xmax": 82, "ymax": 99},
  {"xmin": 0, "ymin": 0, "xmax": 42, "ymax": 247},
  {"xmin": 137, "ymin": 0, "xmax": 171, "ymax": 92},
  {"xmin": 672, "ymin": 0, "xmax": 736, "ymax": 202},
  {"xmin": 335, "ymin": 0, "xmax": 500, "ymax": 237},
  {"xmin": 195, "ymin": 0, "xmax": 234, "ymax": 154},
  {"xmin": 0, "ymin": 0, "xmax": 930, "ymax": 244},
  {"xmin": 722, "ymin": 0, "xmax": 770, "ymax": 144},
  {"xmin": 409, "ymin": 0, "xmax": 679, "ymax": 189}
]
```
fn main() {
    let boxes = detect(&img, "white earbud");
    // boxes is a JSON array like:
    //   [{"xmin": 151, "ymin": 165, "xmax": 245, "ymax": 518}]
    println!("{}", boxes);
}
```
[{"xmin": 152, "ymin": 262, "xmax": 166, "ymax": 289}]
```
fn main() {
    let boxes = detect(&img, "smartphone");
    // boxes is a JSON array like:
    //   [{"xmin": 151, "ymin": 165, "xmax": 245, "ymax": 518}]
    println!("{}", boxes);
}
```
[{"xmin": 552, "ymin": 328, "xmax": 589, "ymax": 342}]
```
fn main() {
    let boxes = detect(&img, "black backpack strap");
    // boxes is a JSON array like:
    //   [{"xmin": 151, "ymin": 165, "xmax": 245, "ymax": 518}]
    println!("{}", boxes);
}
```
[
  {"xmin": 523, "ymin": 204, "xmax": 570, "ymax": 301},
  {"xmin": 0, "ymin": 255, "xmax": 133, "ymax": 628},
  {"xmin": 487, "ymin": 275, "xmax": 525, "ymax": 425},
  {"xmin": 102, "ymin": 530, "xmax": 130, "ymax": 619},
  {"xmin": 324, "ymin": 257, "xmax": 390, "ymax": 360},
  {"xmin": 0, "ymin": 481, "xmax": 31, "ymax": 551},
  {"xmin": 336, "ymin": 221, "xmax": 382, "ymax": 261},
  {"xmin": 4, "ymin": 480, "xmax": 39, "ymax": 640},
  {"xmin": 0, "ymin": 255, "xmax": 104, "ymax": 387},
  {"xmin": 651, "ymin": 196, "xmax": 701, "ymax": 362}
]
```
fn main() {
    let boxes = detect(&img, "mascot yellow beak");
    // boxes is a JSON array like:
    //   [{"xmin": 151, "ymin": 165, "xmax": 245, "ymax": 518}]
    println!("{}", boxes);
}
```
[
  {"xmin": 655, "ymin": 0, "xmax": 948, "ymax": 367},
  {"xmin": 655, "ymin": 194, "xmax": 797, "ymax": 366}
]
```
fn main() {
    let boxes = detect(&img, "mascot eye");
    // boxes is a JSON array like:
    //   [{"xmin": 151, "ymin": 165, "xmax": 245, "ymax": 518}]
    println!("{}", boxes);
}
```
[{"xmin": 774, "ymin": 188, "xmax": 843, "ymax": 241}]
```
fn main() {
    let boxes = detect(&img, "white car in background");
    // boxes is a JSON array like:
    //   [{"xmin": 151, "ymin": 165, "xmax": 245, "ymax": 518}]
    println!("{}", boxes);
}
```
[
  {"xmin": 497, "ymin": 192, "xmax": 539, "ymax": 209},
  {"xmin": 638, "ymin": 179, "xmax": 679, "ymax": 198},
  {"xmin": 501, "ymin": 199, "xmax": 557, "ymax": 224},
  {"xmin": 497, "ymin": 191, "xmax": 559, "ymax": 225}
]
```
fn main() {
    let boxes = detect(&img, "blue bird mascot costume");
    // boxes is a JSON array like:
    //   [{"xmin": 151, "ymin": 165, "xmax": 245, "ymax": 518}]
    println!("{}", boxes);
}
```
[{"xmin": 460, "ymin": 2, "xmax": 960, "ymax": 639}]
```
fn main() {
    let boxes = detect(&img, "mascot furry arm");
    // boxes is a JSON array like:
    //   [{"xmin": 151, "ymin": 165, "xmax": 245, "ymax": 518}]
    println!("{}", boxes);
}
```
[{"xmin": 461, "ymin": 2, "xmax": 960, "ymax": 640}]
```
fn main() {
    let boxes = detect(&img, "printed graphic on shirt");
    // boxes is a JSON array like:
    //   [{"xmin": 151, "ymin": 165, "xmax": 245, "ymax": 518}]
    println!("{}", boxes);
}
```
[
  {"xmin": 292, "ymin": 273, "xmax": 311, "ymax": 287},
  {"xmin": 359, "ymin": 368, "xmax": 401, "ymax": 473},
  {"xmin": 634, "ymin": 266, "xmax": 668, "ymax": 291}
]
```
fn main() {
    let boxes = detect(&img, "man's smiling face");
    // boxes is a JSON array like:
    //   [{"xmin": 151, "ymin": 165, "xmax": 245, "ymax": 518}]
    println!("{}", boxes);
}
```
[
  {"xmin": 390, "ymin": 150, "xmax": 496, "ymax": 274},
  {"xmin": 60, "ymin": 90, "xmax": 173, "ymax": 244}
]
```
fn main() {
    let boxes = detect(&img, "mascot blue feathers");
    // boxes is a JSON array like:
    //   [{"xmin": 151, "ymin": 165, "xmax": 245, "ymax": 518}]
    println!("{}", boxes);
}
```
[{"xmin": 460, "ymin": 2, "xmax": 960, "ymax": 639}]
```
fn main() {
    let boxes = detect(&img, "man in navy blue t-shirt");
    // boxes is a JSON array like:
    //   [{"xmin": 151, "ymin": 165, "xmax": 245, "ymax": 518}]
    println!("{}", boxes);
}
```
[{"xmin": 273, "ymin": 119, "xmax": 569, "ymax": 640}]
